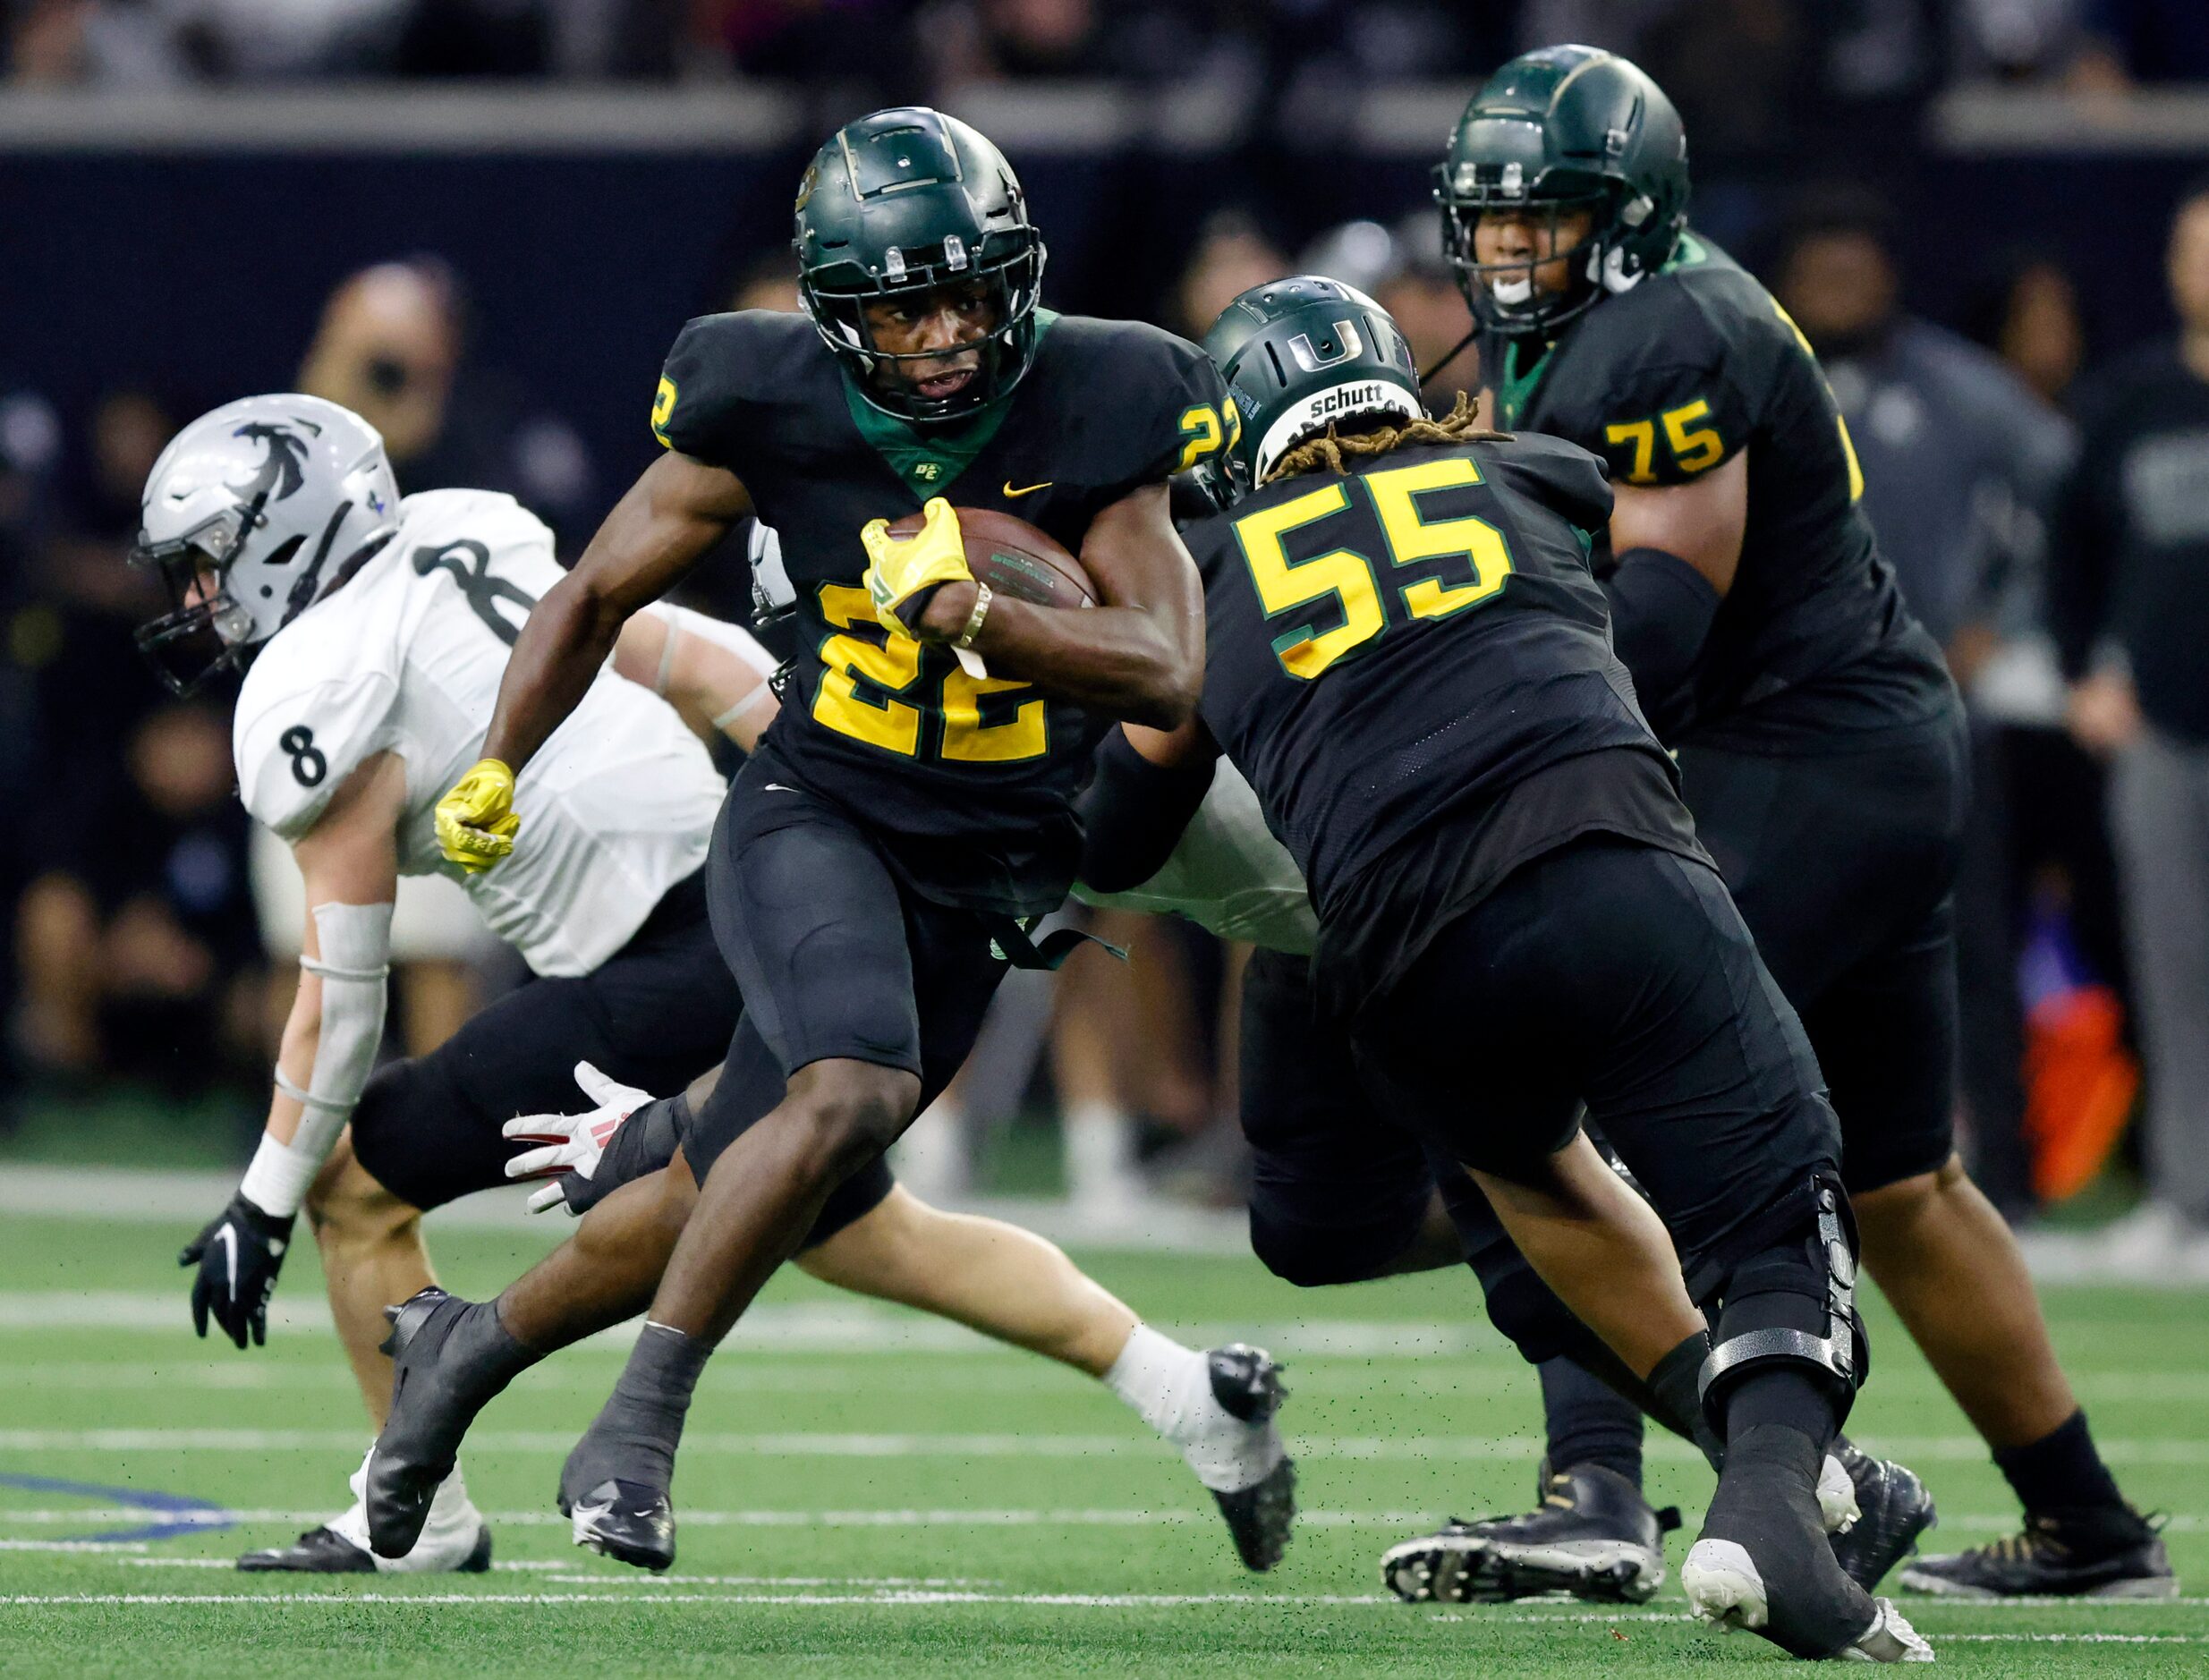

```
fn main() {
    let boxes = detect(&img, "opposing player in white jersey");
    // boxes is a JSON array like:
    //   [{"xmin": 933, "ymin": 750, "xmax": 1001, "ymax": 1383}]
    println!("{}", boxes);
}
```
[{"xmin": 133, "ymin": 394, "xmax": 1294, "ymax": 1576}]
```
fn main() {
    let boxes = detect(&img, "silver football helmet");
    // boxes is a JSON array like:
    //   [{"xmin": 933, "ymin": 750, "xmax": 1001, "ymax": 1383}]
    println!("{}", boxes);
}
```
[{"xmin": 132, "ymin": 393, "xmax": 401, "ymax": 693}]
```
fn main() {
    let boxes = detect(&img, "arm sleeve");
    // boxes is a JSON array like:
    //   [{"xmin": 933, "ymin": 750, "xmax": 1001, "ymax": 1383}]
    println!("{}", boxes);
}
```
[
  {"xmin": 1075, "ymin": 729, "xmax": 1219, "ymax": 894},
  {"xmin": 1604, "ymin": 547, "xmax": 1721, "ymax": 718}
]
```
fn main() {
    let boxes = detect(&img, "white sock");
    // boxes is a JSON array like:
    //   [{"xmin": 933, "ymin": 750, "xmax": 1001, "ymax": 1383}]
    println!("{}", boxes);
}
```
[
  {"xmin": 895, "ymin": 1099, "xmax": 970, "ymax": 1201},
  {"xmin": 330, "ymin": 1448, "xmax": 482, "ymax": 1566},
  {"xmin": 1065, "ymin": 1102, "xmax": 1141, "ymax": 1198},
  {"xmin": 1103, "ymin": 1324, "xmax": 1283, "ymax": 1493}
]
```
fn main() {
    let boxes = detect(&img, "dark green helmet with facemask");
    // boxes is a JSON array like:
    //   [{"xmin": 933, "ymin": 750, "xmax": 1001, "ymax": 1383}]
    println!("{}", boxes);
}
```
[
  {"xmin": 1434, "ymin": 45, "xmax": 1688, "ymax": 336},
  {"xmin": 794, "ymin": 106, "xmax": 1048, "ymax": 425},
  {"xmin": 1200, "ymin": 276, "xmax": 1423, "ymax": 498}
]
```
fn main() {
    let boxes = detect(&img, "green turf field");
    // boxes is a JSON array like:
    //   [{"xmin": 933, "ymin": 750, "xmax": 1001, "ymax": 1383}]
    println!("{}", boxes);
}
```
[{"xmin": 0, "ymin": 1209, "xmax": 2203, "ymax": 1676}]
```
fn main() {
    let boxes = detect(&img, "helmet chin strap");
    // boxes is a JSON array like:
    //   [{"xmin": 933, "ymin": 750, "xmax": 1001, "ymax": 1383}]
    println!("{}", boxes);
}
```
[
  {"xmin": 1420, "ymin": 326, "xmax": 1479, "ymax": 388},
  {"xmin": 278, "ymin": 499, "xmax": 357, "ymax": 629}
]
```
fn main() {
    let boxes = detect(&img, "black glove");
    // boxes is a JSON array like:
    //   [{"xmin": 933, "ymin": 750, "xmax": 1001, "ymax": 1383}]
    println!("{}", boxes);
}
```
[{"xmin": 179, "ymin": 1192, "xmax": 297, "ymax": 1349}]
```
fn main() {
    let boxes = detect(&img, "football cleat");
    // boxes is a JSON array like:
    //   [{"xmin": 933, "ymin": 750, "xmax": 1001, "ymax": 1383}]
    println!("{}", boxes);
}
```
[
  {"xmin": 364, "ymin": 1288, "xmax": 528, "ymax": 1559},
  {"xmin": 1899, "ymin": 1512, "xmax": 2176, "ymax": 1599},
  {"xmin": 1829, "ymin": 1442, "xmax": 1939, "ymax": 1591},
  {"xmin": 1195, "ymin": 1345, "xmax": 1296, "ymax": 1571},
  {"xmin": 238, "ymin": 1523, "xmax": 490, "ymax": 1574},
  {"xmin": 1684, "ymin": 1539, "xmax": 1933, "ymax": 1662},
  {"xmin": 1381, "ymin": 1464, "xmax": 1678, "ymax": 1605},
  {"xmin": 561, "ymin": 1477, "xmax": 675, "ymax": 1574},
  {"xmin": 1684, "ymin": 1423, "xmax": 1923, "ymax": 1659}
]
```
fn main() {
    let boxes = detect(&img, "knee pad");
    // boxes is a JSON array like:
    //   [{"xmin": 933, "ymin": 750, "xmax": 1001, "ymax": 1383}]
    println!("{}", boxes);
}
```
[
  {"xmin": 1248, "ymin": 1212, "xmax": 1395, "ymax": 1288},
  {"xmin": 1698, "ymin": 1176, "xmax": 1867, "ymax": 1432}
]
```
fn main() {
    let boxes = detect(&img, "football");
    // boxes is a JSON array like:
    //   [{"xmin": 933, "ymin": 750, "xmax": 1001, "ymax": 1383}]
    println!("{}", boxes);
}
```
[{"xmin": 888, "ymin": 505, "xmax": 1097, "ymax": 609}]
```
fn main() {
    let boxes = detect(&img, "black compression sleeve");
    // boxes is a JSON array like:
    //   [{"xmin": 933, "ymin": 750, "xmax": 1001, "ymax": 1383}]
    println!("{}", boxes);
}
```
[
  {"xmin": 1602, "ymin": 546, "xmax": 1721, "ymax": 706},
  {"xmin": 1075, "ymin": 730, "xmax": 1217, "ymax": 894}
]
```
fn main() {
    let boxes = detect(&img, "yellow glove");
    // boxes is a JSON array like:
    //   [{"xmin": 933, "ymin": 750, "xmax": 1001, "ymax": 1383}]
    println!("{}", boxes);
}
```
[
  {"xmin": 435, "ymin": 758, "xmax": 520, "ymax": 873},
  {"xmin": 861, "ymin": 497, "xmax": 973, "ymax": 637}
]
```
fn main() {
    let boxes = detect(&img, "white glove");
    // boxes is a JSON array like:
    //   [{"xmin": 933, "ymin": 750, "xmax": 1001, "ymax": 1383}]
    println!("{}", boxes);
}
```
[{"xmin": 502, "ymin": 1061, "xmax": 652, "ymax": 1214}]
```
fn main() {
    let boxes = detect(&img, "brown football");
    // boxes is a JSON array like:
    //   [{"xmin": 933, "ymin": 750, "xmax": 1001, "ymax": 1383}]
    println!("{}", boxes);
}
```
[{"xmin": 887, "ymin": 506, "xmax": 1096, "ymax": 609}]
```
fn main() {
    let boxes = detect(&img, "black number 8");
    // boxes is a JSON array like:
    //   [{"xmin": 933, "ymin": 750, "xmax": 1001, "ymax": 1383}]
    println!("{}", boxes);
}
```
[{"xmin": 281, "ymin": 725, "xmax": 327, "ymax": 788}]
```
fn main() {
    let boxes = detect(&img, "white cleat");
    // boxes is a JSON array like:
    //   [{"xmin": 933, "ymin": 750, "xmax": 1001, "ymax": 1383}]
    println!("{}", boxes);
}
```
[
  {"xmin": 1683, "ymin": 1537, "xmax": 1769, "ymax": 1632},
  {"xmin": 1820, "ymin": 1452, "xmax": 1863, "ymax": 1535},
  {"xmin": 1839, "ymin": 1599, "xmax": 1935, "ymax": 1663},
  {"xmin": 1685, "ymin": 1539, "xmax": 1933, "ymax": 1661}
]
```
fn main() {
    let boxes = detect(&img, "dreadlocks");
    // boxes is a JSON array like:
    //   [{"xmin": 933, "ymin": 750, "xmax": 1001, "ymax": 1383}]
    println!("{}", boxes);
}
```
[{"xmin": 1263, "ymin": 391, "xmax": 1507, "ymax": 485}]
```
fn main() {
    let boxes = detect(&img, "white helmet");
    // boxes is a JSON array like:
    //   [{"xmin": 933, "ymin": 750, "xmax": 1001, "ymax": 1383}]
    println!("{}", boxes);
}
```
[{"xmin": 132, "ymin": 393, "xmax": 400, "ymax": 693}]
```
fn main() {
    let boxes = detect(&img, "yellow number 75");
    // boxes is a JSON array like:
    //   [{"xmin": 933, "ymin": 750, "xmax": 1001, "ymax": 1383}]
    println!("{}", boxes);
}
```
[{"xmin": 1605, "ymin": 398, "xmax": 1725, "ymax": 482}]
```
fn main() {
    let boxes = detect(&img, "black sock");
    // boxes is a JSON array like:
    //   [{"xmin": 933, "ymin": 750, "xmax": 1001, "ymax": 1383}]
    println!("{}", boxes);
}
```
[
  {"xmin": 1723, "ymin": 1365, "xmax": 1839, "ymax": 1455},
  {"xmin": 485, "ymin": 1297, "xmax": 549, "ymax": 1367},
  {"xmin": 1540, "ymin": 1356, "xmax": 1645, "ymax": 1487},
  {"xmin": 1648, "ymin": 1331, "xmax": 1723, "ymax": 1471},
  {"xmin": 1994, "ymin": 1409, "xmax": 2135, "ymax": 1531},
  {"xmin": 570, "ymin": 1321, "xmax": 713, "ymax": 1496}
]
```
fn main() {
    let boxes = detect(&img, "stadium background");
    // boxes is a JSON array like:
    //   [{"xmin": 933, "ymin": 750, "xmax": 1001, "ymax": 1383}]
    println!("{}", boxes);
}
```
[{"xmin": 2, "ymin": 4, "xmax": 2208, "ymax": 1674}]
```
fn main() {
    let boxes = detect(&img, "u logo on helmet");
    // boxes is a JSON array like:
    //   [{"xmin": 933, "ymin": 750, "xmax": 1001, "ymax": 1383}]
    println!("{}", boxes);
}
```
[{"xmin": 1287, "ymin": 319, "xmax": 1364, "ymax": 373}]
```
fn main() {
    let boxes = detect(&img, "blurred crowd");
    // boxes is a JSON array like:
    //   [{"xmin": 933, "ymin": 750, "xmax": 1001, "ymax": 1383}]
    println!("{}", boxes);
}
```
[
  {"xmin": 4, "ymin": 0, "xmax": 2208, "ymax": 98},
  {"xmin": 4, "ymin": 86, "xmax": 2209, "ymax": 1261}
]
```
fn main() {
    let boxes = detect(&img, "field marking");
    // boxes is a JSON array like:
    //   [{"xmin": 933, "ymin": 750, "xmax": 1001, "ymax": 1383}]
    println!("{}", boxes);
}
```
[
  {"xmin": 0, "ymin": 1294, "xmax": 1503, "ymax": 1357},
  {"xmin": 7, "ymin": 1426, "xmax": 2209, "ymax": 1464},
  {"xmin": 4, "ymin": 1505, "xmax": 2205, "ymax": 1535},
  {"xmin": 0, "ymin": 1591, "xmax": 1399, "ymax": 1608},
  {"xmin": 0, "ymin": 1538, "xmax": 150, "ymax": 1553}
]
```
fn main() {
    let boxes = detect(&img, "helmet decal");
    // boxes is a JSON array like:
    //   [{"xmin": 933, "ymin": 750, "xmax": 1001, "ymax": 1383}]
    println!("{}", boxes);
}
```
[
  {"xmin": 225, "ymin": 421, "xmax": 315, "ymax": 504},
  {"xmin": 1287, "ymin": 319, "xmax": 1366, "ymax": 373}
]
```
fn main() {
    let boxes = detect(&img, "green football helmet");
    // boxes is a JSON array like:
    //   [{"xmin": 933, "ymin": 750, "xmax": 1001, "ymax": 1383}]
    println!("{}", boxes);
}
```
[
  {"xmin": 1434, "ymin": 45, "xmax": 1688, "ymax": 335},
  {"xmin": 1201, "ymin": 276, "xmax": 1423, "ymax": 496},
  {"xmin": 794, "ymin": 106, "xmax": 1048, "ymax": 425}
]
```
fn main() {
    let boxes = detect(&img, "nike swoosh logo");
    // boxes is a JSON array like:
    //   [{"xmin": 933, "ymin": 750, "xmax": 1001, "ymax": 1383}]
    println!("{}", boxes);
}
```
[
  {"xmin": 764, "ymin": 783, "xmax": 794, "ymax": 793},
  {"xmin": 1002, "ymin": 480, "xmax": 1052, "ymax": 498},
  {"xmin": 213, "ymin": 1224, "xmax": 237, "ymax": 1300}
]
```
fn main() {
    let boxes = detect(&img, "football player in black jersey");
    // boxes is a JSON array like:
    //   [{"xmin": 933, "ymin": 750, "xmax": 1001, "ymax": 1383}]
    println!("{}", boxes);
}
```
[
  {"xmin": 1116, "ymin": 274, "xmax": 1927, "ymax": 1661},
  {"xmin": 383, "ymin": 107, "xmax": 1294, "ymax": 1573},
  {"xmin": 1388, "ymin": 45, "xmax": 2170, "ymax": 1604}
]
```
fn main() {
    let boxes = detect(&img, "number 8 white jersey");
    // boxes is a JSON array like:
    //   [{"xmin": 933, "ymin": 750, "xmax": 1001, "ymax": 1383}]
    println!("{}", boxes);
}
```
[{"xmin": 233, "ymin": 488, "xmax": 728, "ymax": 977}]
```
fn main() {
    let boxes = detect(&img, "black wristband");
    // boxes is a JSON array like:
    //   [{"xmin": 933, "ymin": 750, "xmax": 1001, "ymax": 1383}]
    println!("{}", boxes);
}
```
[{"xmin": 1075, "ymin": 730, "xmax": 1217, "ymax": 894}]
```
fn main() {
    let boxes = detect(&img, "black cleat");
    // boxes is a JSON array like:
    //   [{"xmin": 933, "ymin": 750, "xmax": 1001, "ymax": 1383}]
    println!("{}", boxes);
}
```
[
  {"xmin": 560, "ymin": 1477, "xmax": 675, "ymax": 1573},
  {"xmin": 1899, "ymin": 1511, "xmax": 2177, "ymax": 1600},
  {"xmin": 238, "ymin": 1523, "xmax": 491, "ymax": 1574},
  {"xmin": 1682, "ymin": 1423, "xmax": 1931, "ymax": 1661},
  {"xmin": 1382, "ymin": 1464, "xmax": 1678, "ymax": 1605},
  {"xmin": 1830, "ymin": 1441, "xmax": 1938, "ymax": 1591},
  {"xmin": 1201, "ymin": 1344, "xmax": 1296, "ymax": 1572},
  {"xmin": 365, "ymin": 1287, "xmax": 530, "ymax": 1560}
]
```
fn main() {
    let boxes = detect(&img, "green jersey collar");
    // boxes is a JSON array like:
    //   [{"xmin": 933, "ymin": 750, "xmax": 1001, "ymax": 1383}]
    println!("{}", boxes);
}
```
[
  {"xmin": 1495, "ymin": 337, "xmax": 1554, "ymax": 430},
  {"xmin": 842, "ymin": 310, "xmax": 1058, "ymax": 497}
]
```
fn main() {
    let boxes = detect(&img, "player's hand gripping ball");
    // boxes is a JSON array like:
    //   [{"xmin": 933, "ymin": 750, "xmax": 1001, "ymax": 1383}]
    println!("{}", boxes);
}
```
[
  {"xmin": 861, "ymin": 496, "xmax": 974, "ymax": 637},
  {"xmin": 435, "ymin": 757, "xmax": 520, "ymax": 872}
]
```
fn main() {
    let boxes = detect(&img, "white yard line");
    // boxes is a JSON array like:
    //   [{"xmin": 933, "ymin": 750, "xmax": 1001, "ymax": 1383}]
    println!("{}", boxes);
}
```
[
  {"xmin": 5, "ymin": 1425, "xmax": 2208, "ymax": 1463},
  {"xmin": 0, "ymin": 1591, "xmax": 1397, "ymax": 1608},
  {"xmin": 0, "ymin": 1294, "xmax": 1503, "ymax": 1357},
  {"xmin": 4, "ymin": 1502, "xmax": 2204, "ymax": 1538}
]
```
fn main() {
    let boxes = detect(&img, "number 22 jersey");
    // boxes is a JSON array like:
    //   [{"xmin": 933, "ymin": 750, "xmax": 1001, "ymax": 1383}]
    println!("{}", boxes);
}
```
[
  {"xmin": 652, "ymin": 308, "xmax": 1228, "ymax": 917},
  {"xmin": 232, "ymin": 488, "xmax": 727, "ymax": 976}
]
